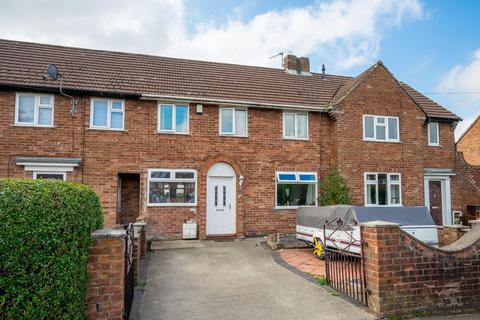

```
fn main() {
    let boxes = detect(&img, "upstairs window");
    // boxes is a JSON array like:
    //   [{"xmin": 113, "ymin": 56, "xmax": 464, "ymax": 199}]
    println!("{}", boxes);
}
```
[
  {"xmin": 275, "ymin": 172, "xmax": 317, "ymax": 208},
  {"xmin": 428, "ymin": 122, "xmax": 439, "ymax": 146},
  {"xmin": 158, "ymin": 104, "xmax": 189, "ymax": 134},
  {"xmin": 283, "ymin": 112, "xmax": 308, "ymax": 140},
  {"xmin": 364, "ymin": 173, "xmax": 402, "ymax": 206},
  {"xmin": 363, "ymin": 115, "xmax": 399, "ymax": 142},
  {"xmin": 148, "ymin": 169, "xmax": 197, "ymax": 206},
  {"xmin": 219, "ymin": 108, "xmax": 247, "ymax": 136},
  {"xmin": 90, "ymin": 98, "xmax": 124, "ymax": 130},
  {"xmin": 15, "ymin": 93, "xmax": 54, "ymax": 127}
]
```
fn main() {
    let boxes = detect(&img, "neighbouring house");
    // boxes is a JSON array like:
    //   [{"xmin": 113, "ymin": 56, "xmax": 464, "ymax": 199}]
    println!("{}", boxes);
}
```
[
  {"xmin": 0, "ymin": 38, "xmax": 474, "ymax": 239},
  {"xmin": 455, "ymin": 116, "xmax": 480, "ymax": 221}
]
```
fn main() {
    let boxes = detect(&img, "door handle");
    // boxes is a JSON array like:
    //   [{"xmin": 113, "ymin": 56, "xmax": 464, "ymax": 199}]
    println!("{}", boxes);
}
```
[{"xmin": 228, "ymin": 204, "xmax": 231, "ymax": 210}]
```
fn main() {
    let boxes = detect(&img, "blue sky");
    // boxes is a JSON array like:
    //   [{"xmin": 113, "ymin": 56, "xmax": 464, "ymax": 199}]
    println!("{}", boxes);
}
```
[{"xmin": 0, "ymin": 0, "xmax": 478, "ymax": 138}]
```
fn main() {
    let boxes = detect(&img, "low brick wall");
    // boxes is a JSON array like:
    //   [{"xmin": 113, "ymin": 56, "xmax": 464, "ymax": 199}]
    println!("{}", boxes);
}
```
[
  {"xmin": 361, "ymin": 221, "xmax": 480, "ymax": 317},
  {"xmin": 437, "ymin": 225, "xmax": 467, "ymax": 246},
  {"xmin": 85, "ymin": 223, "xmax": 147, "ymax": 320},
  {"xmin": 86, "ymin": 229, "xmax": 126, "ymax": 320}
]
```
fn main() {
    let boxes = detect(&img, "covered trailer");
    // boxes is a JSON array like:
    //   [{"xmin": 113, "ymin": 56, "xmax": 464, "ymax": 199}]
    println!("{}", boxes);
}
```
[{"xmin": 296, "ymin": 205, "xmax": 438, "ymax": 257}]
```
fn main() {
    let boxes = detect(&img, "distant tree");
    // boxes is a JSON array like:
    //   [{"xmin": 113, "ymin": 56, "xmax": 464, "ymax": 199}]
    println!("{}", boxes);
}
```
[{"xmin": 318, "ymin": 168, "xmax": 351, "ymax": 205}]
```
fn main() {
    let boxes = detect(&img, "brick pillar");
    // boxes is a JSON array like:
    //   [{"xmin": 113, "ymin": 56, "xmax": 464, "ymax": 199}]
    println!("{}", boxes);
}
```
[
  {"xmin": 134, "ymin": 221, "xmax": 147, "ymax": 258},
  {"xmin": 85, "ymin": 229, "xmax": 126, "ymax": 320},
  {"xmin": 133, "ymin": 222, "xmax": 146, "ymax": 286},
  {"xmin": 360, "ymin": 221, "xmax": 401, "ymax": 317}
]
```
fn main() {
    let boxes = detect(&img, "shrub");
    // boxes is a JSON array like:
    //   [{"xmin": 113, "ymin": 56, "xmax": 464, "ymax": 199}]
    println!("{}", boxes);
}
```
[
  {"xmin": 318, "ymin": 168, "xmax": 351, "ymax": 205},
  {"xmin": 0, "ymin": 179, "xmax": 103, "ymax": 319}
]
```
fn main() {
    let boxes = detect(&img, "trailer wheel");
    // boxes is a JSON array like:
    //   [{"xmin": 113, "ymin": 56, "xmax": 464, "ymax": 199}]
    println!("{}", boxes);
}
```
[{"xmin": 313, "ymin": 237, "xmax": 325, "ymax": 260}]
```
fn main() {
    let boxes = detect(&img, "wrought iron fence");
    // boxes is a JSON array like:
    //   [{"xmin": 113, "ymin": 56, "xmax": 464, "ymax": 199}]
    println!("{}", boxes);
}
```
[
  {"xmin": 323, "ymin": 221, "xmax": 368, "ymax": 306},
  {"xmin": 124, "ymin": 223, "xmax": 135, "ymax": 319}
]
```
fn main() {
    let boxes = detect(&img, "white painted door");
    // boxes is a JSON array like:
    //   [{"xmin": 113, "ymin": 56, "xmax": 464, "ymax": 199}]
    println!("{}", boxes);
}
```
[{"xmin": 207, "ymin": 176, "xmax": 236, "ymax": 235}]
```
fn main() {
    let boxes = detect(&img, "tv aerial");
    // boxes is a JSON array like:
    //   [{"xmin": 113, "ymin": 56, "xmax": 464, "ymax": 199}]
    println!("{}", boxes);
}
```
[{"xmin": 43, "ymin": 64, "xmax": 78, "ymax": 116}]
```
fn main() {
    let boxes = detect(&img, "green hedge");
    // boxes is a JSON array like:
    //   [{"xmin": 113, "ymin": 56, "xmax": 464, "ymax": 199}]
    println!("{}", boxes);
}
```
[{"xmin": 0, "ymin": 179, "xmax": 104, "ymax": 319}]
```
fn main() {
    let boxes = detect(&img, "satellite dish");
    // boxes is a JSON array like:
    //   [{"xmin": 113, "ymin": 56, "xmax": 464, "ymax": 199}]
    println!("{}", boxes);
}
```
[{"xmin": 47, "ymin": 64, "xmax": 58, "ymax": 81}]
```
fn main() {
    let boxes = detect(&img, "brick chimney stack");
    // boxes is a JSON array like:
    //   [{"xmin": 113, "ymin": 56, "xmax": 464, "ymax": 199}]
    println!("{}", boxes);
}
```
[{"xmin": 283, "ymin": 54, "xmax": 310, "ymax": 75}]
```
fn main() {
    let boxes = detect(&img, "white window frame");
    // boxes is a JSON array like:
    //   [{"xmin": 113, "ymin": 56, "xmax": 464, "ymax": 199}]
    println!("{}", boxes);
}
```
[
  {"xmin": 363, "ymin": 115, "xmax": 400, "ymax": 142},
  {"xmin": 275, "ymin": 171, "xmax": 317, "ymax": 209},
  {"xmin": 157, "ymin": 103, "xmax": 190, "ymax": 134},
  {"xmin": 90, "ymin": 98, "xmax": 125, "ymax": 130},
  {"xmin": 364, "ymin": 172, "xmax": 402, "ymax": 207},
  {"xmin": 219, "ymin": 107, "xmax": 248, "ymax": 137},
  {"xmin": 283, "ymin": 112, "xmax": 309, "ymax": 140},
  {"xmin": 147, "ymin": 169, "xmax": 197, "ymax": 206},
  {"xmin": 15, "ymin": 93, "xmax": 55, "ymax": 127},
  {"xmin": 428, "ymin": 122, "xmax": 440, "ymax": 146},
  {"xmin": 33, "ymin": 171, "xmax": 66, "ymax": 181}
]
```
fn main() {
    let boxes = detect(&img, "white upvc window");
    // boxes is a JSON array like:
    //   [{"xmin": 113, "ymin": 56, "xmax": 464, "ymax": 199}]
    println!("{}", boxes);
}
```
[
  {"xmin": 428, "ymin": 122, "xmax": 440, "ymax": 146},
  {"xmin": 219, "ymin": 108, "xmax": 248, "ymax": 137},
  {"xmin": 15, "ymin": 93, "xmax": 54, "ymax": 127},
  {"xmin": 364, "ymin": 172, "xmax": 402, "ymax": 206},
  {"xmin": 147, "ymin": 169, "xmax": 197, "ymax": 206},
  {"xmin": 283, "ymin": 112, "xmax": 308, "ymax": 140},
  {"xmin": 33, "ymin": 171, "xmax": 66, "ymax": 181},
  {"xmin": 158, "ymin": 104, "xmax": 189, "ymax": 134},
  {"xmin": 275, "ymin": 171, "xmax": 317, "ymax": 208},
  {"xmin": 363, "ymin": 115, "xmax": 399, "ymax": 142},
  {"xmin": 90, "ymin": 98, "xmax": 125, "ymax": 130}
]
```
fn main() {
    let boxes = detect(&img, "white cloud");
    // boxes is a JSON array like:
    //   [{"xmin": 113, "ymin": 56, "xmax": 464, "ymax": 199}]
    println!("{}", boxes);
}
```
[
  {"xmin": 0, "ymin": 0, "xmax": 423, "ymax": 72},
  {"xmin": 436, "ymin": 49, "xmax": 480, "ymax": 141}
]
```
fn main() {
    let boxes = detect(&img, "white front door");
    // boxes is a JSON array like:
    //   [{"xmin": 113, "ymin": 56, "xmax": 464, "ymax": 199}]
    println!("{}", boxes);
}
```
[{"xmin": 207, "ymin": 176, "xmax": 236, "ymax": 235}]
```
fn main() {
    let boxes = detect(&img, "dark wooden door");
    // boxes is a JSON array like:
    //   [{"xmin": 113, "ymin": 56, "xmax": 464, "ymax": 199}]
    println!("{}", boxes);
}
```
[{"xmin": 429, "ymin": 181, "xmax": 443, "ymax": 225}]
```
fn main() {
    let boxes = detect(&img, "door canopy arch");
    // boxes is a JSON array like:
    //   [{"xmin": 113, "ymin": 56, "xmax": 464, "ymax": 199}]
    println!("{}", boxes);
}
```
[{"xmin": 207, "ymin": 162, "xmax": 236, "ymax": 178}]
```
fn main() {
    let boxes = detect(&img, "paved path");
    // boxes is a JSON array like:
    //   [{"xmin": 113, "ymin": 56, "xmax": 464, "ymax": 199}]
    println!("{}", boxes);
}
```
[
  {"xmin": 137, "ymin": 238, "xmax": 374, "ymax": 320},
  {"xmin": 279, "ymin": 248, "xmax": 325, "ymax": 277}
]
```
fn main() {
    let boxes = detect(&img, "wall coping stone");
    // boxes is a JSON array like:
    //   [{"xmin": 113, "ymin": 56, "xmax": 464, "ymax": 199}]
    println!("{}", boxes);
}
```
[
  {"xmin": 133, "ymin": 221, "xmax": 147, "ymax": 227},
  {"xmin": 359, "ymin": 220, "xmax": 400, "ymax": 227},
  {"xmin": 91, "ymin": 228, "xmax": 126, "ymax": 239},
  {"xmin": 444, "ymin": 224, "xmax": 467, "ymax": 229},
  {"xmin": 469, "ymin": 219, "xmax": 480, "ymax": 224}
]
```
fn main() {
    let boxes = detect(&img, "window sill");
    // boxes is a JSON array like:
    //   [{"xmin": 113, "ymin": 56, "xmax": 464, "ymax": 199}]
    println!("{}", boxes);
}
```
[
  {"xmin": 364, "ymin": 204, "xmax": 403, "ymax": 207},
  {"xmin": 12, "ymin": 124, "xmax": 55, "ymax": 128},
  {"xmin": 273, "ymin": 206, "xmax": 316, "ymax": 210},
  {"xmin": 363, "ymin": 139, "xmax": 402, "ymax": 143},
  {"xmin": 427, "ymin": 144, "xmax": 441, "ymax": 147},
  {"xmin": 88, "ymin": 127, "xmax": 127, "ymax": 132},
  {"xmin": 283, "ymin": 137, "xmax": 309, "ymax": 141},
  {"xmin": 219, "ymin": 134, "xmax": 248, "ymax": 138},
  {"xmin": 156, "ymin": 131, "xmax": 190, "ymax": 135},
  {"xmin": 147, "ymin": 203, "xmax": 197, "ymax": 207}
]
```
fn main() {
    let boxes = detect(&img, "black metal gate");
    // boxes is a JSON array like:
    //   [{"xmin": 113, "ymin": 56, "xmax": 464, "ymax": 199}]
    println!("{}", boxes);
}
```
[
  {"xmin": 324, "ymin": 221, "xmax": 368, "ymax": 306},
  {"xmin": 123, "ymin": 223, "xmax": 135, "ymax": 319}
]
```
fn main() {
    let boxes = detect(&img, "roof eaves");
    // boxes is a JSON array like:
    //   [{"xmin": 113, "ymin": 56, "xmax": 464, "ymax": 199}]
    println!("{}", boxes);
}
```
[{"xmin": 141, "ymin": 94, "xmax": 331, "ymax": 111}]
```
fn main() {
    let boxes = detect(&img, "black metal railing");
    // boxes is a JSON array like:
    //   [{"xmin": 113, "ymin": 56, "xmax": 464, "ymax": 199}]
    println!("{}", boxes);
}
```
[
  {"xmin": 123, "ymin": 223, "xmax": 135, "ymax": 319},
  {"xmin": 325, "ymin": 247, "xmax": 367, "ymax": 306}
]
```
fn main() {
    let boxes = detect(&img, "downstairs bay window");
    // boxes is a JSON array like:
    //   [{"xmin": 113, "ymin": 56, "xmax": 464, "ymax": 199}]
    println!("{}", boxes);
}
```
[
  {"xmin": 364, "ymin": 173, "xmax": 402, "ymax": 206},
  {"xmin": 275, "ymin": 172, "xmax": 317, "ymax": 208},
  {"xmin": 148, "ymin": 169, "xmax": 197, "ymax": 206}
]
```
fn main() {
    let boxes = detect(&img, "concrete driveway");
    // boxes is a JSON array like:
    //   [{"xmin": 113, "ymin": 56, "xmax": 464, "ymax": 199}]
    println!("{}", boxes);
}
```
[{"xmin": 135, "ymin": 238, "xmax": 374, "ymax": 320}]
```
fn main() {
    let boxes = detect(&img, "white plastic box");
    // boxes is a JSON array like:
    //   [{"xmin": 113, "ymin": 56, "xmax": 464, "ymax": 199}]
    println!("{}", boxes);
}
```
[{"xmin": 182, "ymin": 221, "xmax": 197, "ymax": 239}]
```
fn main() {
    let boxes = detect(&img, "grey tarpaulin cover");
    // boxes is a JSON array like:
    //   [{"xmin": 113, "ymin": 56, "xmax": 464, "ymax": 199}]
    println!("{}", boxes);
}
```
[{"xmin": 297, "ymin": 205, "xmax": 435, "ymax": 230}]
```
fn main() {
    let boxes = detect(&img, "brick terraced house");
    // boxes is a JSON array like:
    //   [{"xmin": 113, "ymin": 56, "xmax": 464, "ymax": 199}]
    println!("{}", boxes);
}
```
[
  {"xmin": 0, "ymin": 39, "xmax": 475, "ymax": 239},
  {"xmin": 456, "ymin": 116, "xmax": 480, "ymax": 221}
]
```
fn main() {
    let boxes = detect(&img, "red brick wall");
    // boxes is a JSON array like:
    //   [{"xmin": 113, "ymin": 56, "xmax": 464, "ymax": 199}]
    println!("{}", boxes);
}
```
[
  {"xmin": 0, "ymin": 78, "xmax": 460, "ymax": 239},
  {"xmin": 457, "ymin": 118, "xmax": 480, "ymax": 165},
  {"xmin": 334, "ymin": 65, "xmax": 456, "ymax": 206},
  {"xmin": 86, "ymin": 233, "xmax": 125, "ymax": 320},
  {"xmin": 452, "ymin": 153, "xmax": 480, "ymax": 221},
  {"xmin": 362, "ymin": 223, "xmax": 480, "ymax": 317}
]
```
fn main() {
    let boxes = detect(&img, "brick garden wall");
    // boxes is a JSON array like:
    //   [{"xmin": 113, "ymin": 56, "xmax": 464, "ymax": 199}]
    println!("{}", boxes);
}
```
[
  {"xmin": 361, "ymin": 221, "xmax": 480, "ymax": 317},
  {"xmin": 85, "ymin": 223, "xmax": 146, "ymax": 320}
]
